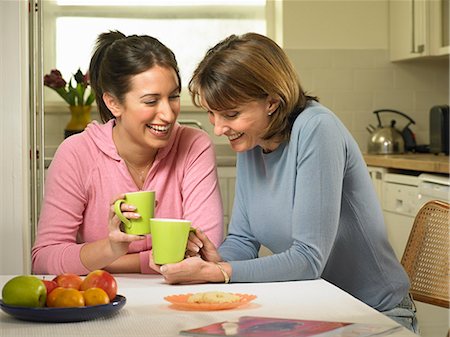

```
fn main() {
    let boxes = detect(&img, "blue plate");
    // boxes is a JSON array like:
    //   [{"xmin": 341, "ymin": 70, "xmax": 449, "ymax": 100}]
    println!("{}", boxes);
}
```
[{"xmin": 0, "ymin": 294, "xmax": 126, "ymax": 323}]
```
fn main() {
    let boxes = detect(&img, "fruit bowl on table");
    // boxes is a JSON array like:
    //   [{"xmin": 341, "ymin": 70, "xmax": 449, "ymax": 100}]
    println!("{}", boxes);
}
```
[{"xmin": 0, "ymin": 295, "xmax": 126, "ymax": 323}]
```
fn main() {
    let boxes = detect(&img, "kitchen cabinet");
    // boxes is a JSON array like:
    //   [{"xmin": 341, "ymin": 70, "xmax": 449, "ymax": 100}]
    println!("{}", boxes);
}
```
[
  {"xmin": 430, "ymin": 0, "xmax": 450, "ymax": 55},
  {"xmin": 217, "ymin": 165, "xmax": 272, "ymax": 257},
  {"xmin": 389, "ymin": 0, "xmax": 449, "ymax": 61},
  {"xmin": 217, "ymin": 166, "xmax": 236, "ymax": 237}
]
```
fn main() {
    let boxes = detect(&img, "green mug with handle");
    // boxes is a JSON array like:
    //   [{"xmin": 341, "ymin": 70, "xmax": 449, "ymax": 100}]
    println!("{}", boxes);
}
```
[
  {"xmin": 150, "ymin": 218, "xmax": 195, "ymax": 264},
  {"xmin": 114, "ymin": 191, "xmax": 155, "ymax": 235}
]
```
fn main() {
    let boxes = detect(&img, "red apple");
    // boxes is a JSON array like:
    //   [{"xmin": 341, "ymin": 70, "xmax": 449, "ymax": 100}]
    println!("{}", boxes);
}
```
[
  {"xmin": 52, "ymin": 273, "xmax": 83, "ymax": 290},
  {"xmin": 42, "ymin": 279, "xmax": 58, "ymax": 294},
  {"xmin": 80, "ymin": 270, "xmax": 117, "ymax": 300}
]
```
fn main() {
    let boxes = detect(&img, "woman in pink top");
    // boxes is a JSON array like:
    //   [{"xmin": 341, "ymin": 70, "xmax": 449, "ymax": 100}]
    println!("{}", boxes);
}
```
[{"xmin": 32, "ymin": 30, "xmax": 223, "ymax": 275}]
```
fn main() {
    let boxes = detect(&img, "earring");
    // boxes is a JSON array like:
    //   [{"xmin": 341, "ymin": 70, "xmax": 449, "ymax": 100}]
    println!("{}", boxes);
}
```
[{"xmin": 268, "ymin": 111, "xmax": 274, "ymax": 116}]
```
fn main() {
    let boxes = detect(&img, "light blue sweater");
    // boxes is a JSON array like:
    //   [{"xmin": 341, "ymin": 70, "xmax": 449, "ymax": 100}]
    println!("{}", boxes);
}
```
[{"xmin": 218, "ymin": 102, "xmax": 409, "ymax": 311}]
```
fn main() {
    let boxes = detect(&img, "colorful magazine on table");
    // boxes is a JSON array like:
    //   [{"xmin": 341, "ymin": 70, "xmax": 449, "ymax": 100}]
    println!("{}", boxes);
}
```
[{"xmin": 180, "ymin": 316, "xmax": 402, "ymax": 337}]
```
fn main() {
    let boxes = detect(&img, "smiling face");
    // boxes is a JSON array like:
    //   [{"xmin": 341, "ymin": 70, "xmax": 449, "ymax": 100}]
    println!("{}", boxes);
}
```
[
  {"xmin": 107, "ymin": 65, "xmax": 181, "ymax": 153},
  {"xmin": 204, "ymin": 97, "xmax": 279, "ymax": 153}
]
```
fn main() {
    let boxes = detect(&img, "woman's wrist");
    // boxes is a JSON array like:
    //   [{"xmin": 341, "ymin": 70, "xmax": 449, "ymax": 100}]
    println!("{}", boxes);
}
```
[
  {"xmin": 105, "ymin": 253, "xmax": 141, "ymax": 273},
  {"xmin": 81, "ymin": 238, "xmax": 127, "ymax": 271},
  {"xmin": 212, "ymin": 262, "xmax": 231, "ymax": 283},
  {"xmin": 107, "ymin": 234, "xmax": 131, "ymax": 257}
]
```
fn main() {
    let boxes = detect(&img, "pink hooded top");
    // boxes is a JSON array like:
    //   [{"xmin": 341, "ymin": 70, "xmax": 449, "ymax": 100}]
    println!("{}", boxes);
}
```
[{"xmin": 32, "ymin": 120, "xmax": 223, "ymax": 275}]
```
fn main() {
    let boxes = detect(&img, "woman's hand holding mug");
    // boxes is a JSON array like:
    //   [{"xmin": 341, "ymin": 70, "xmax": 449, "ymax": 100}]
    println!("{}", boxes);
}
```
[
  {"xmin": 108, "ymin": 193, "xmax": 147, "ymax": 256},
  {"xmin": 186, "ymin": 228, "xmax": 222, "ymax": 263}
]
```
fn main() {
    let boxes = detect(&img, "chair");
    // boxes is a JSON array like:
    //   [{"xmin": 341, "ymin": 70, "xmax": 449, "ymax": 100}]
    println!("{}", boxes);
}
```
[{"xmin": 401, "ymin": 200, "xmax": 449, "ymax": 308}]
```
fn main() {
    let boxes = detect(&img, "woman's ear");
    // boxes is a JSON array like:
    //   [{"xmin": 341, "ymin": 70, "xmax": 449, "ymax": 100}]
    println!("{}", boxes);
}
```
[
  {"xmin": 267, "ymin": 97, "xmax": 280, "ymax": 116},
  {"xmin": 103, "ymin": 92, "xmax": 122, "ymax": 117}
]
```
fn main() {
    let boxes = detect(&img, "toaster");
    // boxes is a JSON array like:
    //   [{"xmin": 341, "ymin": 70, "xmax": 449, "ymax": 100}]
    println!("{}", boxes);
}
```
[{"xmin": 429, "ymin": 105, "xmax": 449, "ymax": 155}]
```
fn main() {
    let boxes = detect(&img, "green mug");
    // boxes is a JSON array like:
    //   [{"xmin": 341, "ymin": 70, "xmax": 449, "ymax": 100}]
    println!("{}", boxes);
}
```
[
  {"xmin": 150, "ymin": 218, "xmax": 195, "ymax": 264},
  {"xmin": 114, "ymin": 191, "xmax": 155, "ymax": 235}
]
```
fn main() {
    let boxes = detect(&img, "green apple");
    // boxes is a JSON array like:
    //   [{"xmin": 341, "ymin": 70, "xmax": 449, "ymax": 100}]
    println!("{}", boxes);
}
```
[{"xmin": 2, "ymin": 275, "xmax": 47, "ymax": 307}]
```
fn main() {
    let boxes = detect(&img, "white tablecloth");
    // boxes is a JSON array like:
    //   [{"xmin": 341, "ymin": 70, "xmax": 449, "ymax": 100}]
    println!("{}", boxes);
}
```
[{"xmin": 0, "ymin": 274, "xmax": 416, "ymax": 337}]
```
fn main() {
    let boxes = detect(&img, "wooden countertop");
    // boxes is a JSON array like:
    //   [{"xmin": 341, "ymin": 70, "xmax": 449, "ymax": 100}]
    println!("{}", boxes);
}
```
[{"xmin": 363, "ymin": 153, "xmax": 449, "ymax": 174}]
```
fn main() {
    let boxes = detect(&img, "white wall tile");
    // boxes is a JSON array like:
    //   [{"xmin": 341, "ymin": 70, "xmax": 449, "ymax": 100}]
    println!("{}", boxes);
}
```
[
  {"xmin": 288, "ymin": 50, "xmax": 333, "ymax": 69},
  {"xmin": 354, "ymin": 69, "xmax": 395, "ymax": 90},
  {"xmin": 333, "ymin": 91, "xmax": 373, "ymax": 111},
  {"xmin": 394, "ymin": 64, "xmax": 437, "ymax": 90},
  {"xmin": 372, "ymin": 90, "xmax": 414, "ymax": 113},
  {"xmin": 332, "ymin": 50, "xmax": 377, "ymax": 69},
  {"xmin": 286, "ymin": 48, "xmax": 449, "ymax": 152},
  {"xmin": 312, "ymin": 69, "xmax": 354, "ymax": 90}
]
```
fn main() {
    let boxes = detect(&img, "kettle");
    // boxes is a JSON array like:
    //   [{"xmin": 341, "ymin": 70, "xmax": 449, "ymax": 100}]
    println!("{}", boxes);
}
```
[{"xmin": 367, "ymin": 109, "xmax": 416, "ymax": 154}]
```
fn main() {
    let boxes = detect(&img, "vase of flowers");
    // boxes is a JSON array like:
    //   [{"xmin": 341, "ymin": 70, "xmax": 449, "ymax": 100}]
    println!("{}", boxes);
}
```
[{"xmin": 44, "ymin": 68, "xmax": 95, "ymax": 138}]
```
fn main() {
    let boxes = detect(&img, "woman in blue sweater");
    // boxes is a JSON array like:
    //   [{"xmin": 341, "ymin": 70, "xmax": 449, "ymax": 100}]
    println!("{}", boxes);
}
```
[{"xmin": 153, "ymin": 33, "xmax": 417, "ymax": 332}]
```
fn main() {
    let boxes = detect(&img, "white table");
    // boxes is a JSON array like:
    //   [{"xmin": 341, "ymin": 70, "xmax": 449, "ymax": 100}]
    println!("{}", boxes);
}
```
[{"xmin": 0, "ymin": 274, "xmax": 416, "ymax": 337}]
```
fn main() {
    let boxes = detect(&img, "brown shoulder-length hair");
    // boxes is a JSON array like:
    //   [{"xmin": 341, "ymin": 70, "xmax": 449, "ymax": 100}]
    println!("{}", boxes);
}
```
[{"xmin": 189, "ymin": 32, "xmax": 317, "ymax": 142}]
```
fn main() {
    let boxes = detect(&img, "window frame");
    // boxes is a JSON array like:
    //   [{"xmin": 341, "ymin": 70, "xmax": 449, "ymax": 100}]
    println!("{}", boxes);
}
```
[{"xmin": 42, "ymin": 0, "xmax": 271, "ymax": 110}]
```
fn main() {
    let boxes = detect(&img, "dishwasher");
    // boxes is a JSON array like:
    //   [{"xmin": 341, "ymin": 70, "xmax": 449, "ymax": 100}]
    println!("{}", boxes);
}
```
[
  {"xmin": 381, "ymin": 172, "xmax": 420, "ymax": 260},
  {"xmin": 417, "ymin": 173, "xmax": 450, "ymax": 208}
]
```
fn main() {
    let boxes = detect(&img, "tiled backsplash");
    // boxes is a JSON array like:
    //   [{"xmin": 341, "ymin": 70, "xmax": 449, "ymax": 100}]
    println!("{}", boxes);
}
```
[
  {"xmin": 45, "ymin": 49, "xmax": 449, "ymax": 156},
  {"xmin": 286, "ymin": 49, "xmax": 449, "ymax": 152}
]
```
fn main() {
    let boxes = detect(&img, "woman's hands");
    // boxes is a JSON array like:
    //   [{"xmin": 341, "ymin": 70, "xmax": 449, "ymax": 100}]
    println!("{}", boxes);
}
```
[
  {"xmin": 107, "ymin": 193, "xmax": 146, "ymax": 256},
  {"xmin": 153, "ymin": 256, "xmax": 232, "ymax": 284},
  {"xmin": 155, "ymin": 256, "xmax": 210, "ymax": 284},
  {"xmin": 186, "ymin": 228, "xmax": 222, "ymax": 262},
  {"xmin": 80, "ymin": 194, "xmax": 146, "ymax": 271},
  {"xmin": 149, "ymin": 228, "xmax": 228, "ymax": 284}
]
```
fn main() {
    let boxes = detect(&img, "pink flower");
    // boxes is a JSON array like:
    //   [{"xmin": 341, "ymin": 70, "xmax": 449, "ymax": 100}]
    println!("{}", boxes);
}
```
[
  {"xmin": 44, "ymin": 69, "xmax": 67, "ymax": 89},
  {"xmin": 43, "ymin": 68, "xmax": 95, "ymax": 106}
]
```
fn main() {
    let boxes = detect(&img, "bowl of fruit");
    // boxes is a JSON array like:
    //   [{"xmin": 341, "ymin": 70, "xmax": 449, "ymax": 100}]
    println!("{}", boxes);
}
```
[{"xmin": 0, "ymin": 270, "xmax": 126, "ymax": 323}]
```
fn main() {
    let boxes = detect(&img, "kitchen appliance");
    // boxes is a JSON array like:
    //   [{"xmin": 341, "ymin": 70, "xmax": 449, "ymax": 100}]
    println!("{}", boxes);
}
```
[
  {"xmin": 401, "ymin": 120, "xmax": 417, "ymax": 151},
  {"xmin": 417, "ymin": 173, "xmax": 450, "ymax": 208},
  {"xmin": 367, "ymin": 109, "xmax": 416, "ymax": 154},
  {"xmin": 429, "ymin": 105, "xmax": 449, "ymax": 155},
  {"xmin": 381, "ymin": 172, "xmax": 419, "ymax": 260}
]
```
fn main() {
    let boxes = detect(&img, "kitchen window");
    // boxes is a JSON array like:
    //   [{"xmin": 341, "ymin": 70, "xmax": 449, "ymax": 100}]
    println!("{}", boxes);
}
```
[{"xmin": 42, "ymin": 0, "xmax": 267, "ymax": 107}]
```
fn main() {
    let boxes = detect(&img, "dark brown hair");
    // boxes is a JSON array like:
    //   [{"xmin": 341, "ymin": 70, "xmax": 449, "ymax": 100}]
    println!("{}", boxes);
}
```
[
  {"xmin": 189, "ymin": 33, "xmax": 317, "ymax": 142},
  {"xmin": 89, "ymin": 30, "xmax": 181, "ymax": 123}
]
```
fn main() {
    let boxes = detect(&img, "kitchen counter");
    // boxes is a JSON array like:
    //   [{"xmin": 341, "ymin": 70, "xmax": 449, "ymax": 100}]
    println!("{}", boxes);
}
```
[
  {"xmin": 363, "ymin": 153, "xmax": 449, "ymax": 174},
  {"xmin": 217, "ymin": 147, "xmax": 450, "ymax": 173}
]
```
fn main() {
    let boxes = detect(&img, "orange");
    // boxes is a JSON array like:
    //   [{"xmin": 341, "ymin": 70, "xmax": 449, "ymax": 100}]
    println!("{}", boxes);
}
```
[
  {"xmin": 83, "ymin": 287, "xmax": 110, "ymax": 306},
  {"xmin": 46, "ymin": 286, "xmax": 66, "ymax": 307},
  {"xmin": 51, "ymin": 288, "xmax": 85, "ymax": 308}
]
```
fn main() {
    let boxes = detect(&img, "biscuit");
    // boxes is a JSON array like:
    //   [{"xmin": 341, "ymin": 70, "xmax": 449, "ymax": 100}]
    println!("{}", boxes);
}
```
[{"xmin": 187, "ymin": 291, "xmax": 241, "ymax": 304}]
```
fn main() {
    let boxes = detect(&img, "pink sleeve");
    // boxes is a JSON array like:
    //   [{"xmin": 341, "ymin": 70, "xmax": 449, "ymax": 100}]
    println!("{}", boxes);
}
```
[
  {"xmin": 180, "ymin": 131, "xmax": 224, "ymax": 248},
  {"xmin": 31, "ymin": 138, "xmax": 91, "ymax": 275},
  {"xmin": 139, "ymin": 251, "xmax": 160, "ymax": 274},
  {"xmin": 139, "ymin": 251, "xmax": 152, "ymax": 274}
]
